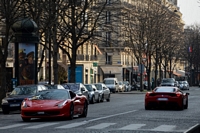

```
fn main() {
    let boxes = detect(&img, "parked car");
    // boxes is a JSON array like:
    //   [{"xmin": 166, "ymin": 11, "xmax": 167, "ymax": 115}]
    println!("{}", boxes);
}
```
[
  {"xmin": 145, "ymin": 86, "xmax": 189, "ymax": 110},
  {"xmin": 160, "ymin": 78, "xmax": 177, "ymax": 87},
  {"xmin": 21, "ymin": 89, "xmax": 88, "ymax": 121},
  {"xmin": 103, "ymin": 78, "xmax": 119, "ymax": 93},
  {"xmin": 118, "ymin": 81, "xmax": 125, "ymax": 92},
  {"xmin": 178, "ymin": 81, "xmax": 189, "ymax": 90},
  {"xmin": 93, "ymin": 83, "xmax": 110, "ymax": 102},
  {"xmin": 1, "ymin": 84, "xmax": 49, "ymax": 114},
  {"xmin": 84, "ymin": 84, "xmax": 100, "ymax": 104},
  {"xmin": 44, "ymin": 84, "xmax": 65, "ymax": 89},
  {"xmin": 62, "ymin": 83, "xmax": 90, "ymax": 103},
  {"xmin": 123, "ymin": 81, "xmax": 131, "ymax": 92}
]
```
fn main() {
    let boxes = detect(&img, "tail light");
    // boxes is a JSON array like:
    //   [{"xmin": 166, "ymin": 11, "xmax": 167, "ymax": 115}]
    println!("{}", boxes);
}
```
[{"xmin": 176, "ymin": 93, "xmax": 181, "ymax": 97}]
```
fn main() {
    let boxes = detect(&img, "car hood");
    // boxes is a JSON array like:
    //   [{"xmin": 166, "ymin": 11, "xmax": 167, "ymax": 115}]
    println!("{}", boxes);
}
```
[
  {"xmin": 5, "ymin": 94, "xmax": 35, "ymax": 100},
  {"xmin": 26, "ymin": 100, "xmax": 66, "ymax": 107}
]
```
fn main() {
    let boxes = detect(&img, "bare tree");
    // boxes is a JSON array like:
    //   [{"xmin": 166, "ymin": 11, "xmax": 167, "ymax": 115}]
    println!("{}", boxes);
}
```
[
  {"xmin": 58, "ymin": 0, "xmax": 107, "ymax": 82},
  {"xmin": 0, "ymin": 0, "xmax": 25, "ymax": 105}
]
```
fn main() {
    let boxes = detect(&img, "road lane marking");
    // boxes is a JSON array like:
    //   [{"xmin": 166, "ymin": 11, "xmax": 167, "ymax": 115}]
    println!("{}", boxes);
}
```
[
  {"xmin": 55, "ymin": 122, "xmax": 87, "ymax": 129},
  {"xmin": 119, "ymin": 124, "xmax": 146, "ymax": 130},
  {"xmin": 151, "ymin": 125, "xmax": 176, "ymax": 131},
  {"xmin": 0, "ymin": 124, "xmax": 29, "ymax": 129},
  {"xmin": 24, "ymin": 123, "xmax": 59, "ymax": 129},
  {"xmin": 84, "ymin": 110, "xmax": 137, "ymax": 123},
  {"xmin": 87, "ymin": 123, "xmax": 116, "ymax": 129}
]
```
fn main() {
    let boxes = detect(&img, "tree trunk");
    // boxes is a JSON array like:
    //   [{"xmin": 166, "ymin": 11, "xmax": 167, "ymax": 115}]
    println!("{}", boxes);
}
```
[{"xmin": 69, "ymin": 47, "xmax": 77, "ymax": 83}]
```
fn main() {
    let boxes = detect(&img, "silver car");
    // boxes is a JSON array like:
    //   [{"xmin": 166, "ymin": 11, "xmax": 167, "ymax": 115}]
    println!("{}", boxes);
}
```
[
  {"xmin": 93, "ymin": 83, "xmax": 111, "ymax": 102},
  {"xmin": 84, "ymin": 84, "xmax": 100, "ymax": 104},
  {"xmin": 179, "ymin": 81, "xmax": 189, "ymax": 90}
]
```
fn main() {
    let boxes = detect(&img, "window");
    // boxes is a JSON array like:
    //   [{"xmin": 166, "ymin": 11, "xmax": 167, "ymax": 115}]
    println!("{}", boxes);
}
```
[
  {"xmin": 106, "ymin": 0, "xmax": 111, "ymax": 5},
  {"xmin": 106, "ymin": 11, "xmax": 111, "ymax": 23},
  {"xmin": 106, "ymin": 32, "xmax": 111, "ymax": 46}
]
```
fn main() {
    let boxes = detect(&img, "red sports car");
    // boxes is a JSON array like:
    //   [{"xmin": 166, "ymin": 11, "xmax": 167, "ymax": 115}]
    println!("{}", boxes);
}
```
[
  {"xmin": 145, "ymin": 86, "xmax": 189, "ymax": 110},
  {"xmin": 21, "ymin": 89, "xmax": 88, "ymax": 122}
]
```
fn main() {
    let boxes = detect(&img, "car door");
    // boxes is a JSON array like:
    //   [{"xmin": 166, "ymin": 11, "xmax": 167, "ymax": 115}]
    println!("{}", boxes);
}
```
[
  {"xmin": 80, "ymin": 84, "xmax": 88, "ymax": 99},
  {"xmin": 102, "ymin": 84, "xmax": 109, "ymax": 99},
  {"xmin": 92, "ymin": 85, "xmax": 99, "ymax": 100}
]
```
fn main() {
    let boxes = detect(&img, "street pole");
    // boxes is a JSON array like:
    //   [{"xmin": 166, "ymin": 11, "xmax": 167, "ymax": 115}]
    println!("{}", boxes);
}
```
[{"xmin": 140, "ymin": 58, "xmax": 143, "ymax": 92}]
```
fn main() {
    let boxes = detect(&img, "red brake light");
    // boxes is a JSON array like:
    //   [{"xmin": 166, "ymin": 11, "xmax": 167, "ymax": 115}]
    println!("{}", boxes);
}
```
[{"xmin": 176, "ymin": 93, "xmax": 181, "ymax": 97}]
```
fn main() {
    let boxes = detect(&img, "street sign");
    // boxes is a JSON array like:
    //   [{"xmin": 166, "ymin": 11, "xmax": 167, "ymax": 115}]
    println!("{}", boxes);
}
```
[
  {"xmin": 138, "ymin": 64, "xmax": 144, "ymax": 73},
  {"xmin": 93, "ymin": 62, "xmax": 98, "ymax": 67}
]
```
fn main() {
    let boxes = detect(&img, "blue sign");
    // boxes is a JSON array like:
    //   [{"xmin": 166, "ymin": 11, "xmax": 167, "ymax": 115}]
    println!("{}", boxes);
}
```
[{"xmin": 68, "ymin": 65, "xmax": 83, "ymax": 83}]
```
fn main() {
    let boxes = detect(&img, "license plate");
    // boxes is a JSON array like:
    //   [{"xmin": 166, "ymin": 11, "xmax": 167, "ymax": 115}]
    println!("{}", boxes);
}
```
[
  {"xmin": 37, "ymin": 112, "xmax": 45, "ymax": 114},
  {"xmin": 10, "ymin": 104, "xmax": 20, "ymax": 107},
  {"xmin": 157, "ymin": 98, "xmax": 168, "ymax": 101}
]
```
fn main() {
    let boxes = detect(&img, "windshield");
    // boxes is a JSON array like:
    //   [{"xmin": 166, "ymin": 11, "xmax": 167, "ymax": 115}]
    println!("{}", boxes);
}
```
[
  {"xmin": 179, "ymin": 81, "xmax": 187, "ymax": 84},
  {"xmin": 94, "ymin": 84, "xmax": 102, "ymax": 90},
  {"xmin": 62, "ymin": 83, "xmax": 79, "ymax": 92},
  {"xmin": 84, "ymin": 85, "xmax": 92, "ymax": 91},
  {"xmin": 37, "ymin": 90, "xmax": 69, "ymax": 100},
  {"xmin": 104, "ymin": 80, "xmax": 114, "ymax": 84},
  {"xmin": 162, "ymin": 79, "xmax": 174, "ymax": 83},
  {"xmin": 154, "ymin": 87, "xmax": 176, "ymax": 92},
  {"xmin": 119, "ymin": 82, "xmax": 123, "ymax": 85},
  {"xmin": 10, "ymin": 86, "xmax": 37, "ymax": 95}
]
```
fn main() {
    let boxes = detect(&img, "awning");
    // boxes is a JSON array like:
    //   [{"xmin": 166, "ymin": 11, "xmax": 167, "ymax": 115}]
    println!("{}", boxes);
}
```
[
  {"xmin": 101, "ymin": 66, "xmax": 122, "ymax": 74},
  {"xmin": 126, "ymin": 66, "xmax": 138, "ymax": 72},
  {"xmin": 173, "ymin": 72, "xmax": 182, "ymax": 77}
]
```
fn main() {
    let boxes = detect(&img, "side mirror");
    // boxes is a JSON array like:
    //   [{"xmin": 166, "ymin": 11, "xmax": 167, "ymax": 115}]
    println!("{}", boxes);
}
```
[
  {"xmin": 6, "ymin": 92, "xmax": 11, "ymax": 97},
  {"xmin": 81, "ymin": 88, "xmax": 85, "ymax": 91}
]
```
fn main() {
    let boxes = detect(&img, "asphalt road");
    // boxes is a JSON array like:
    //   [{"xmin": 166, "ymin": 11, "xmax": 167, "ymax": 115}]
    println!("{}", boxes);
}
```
[{"xmin": 0, "ymin": 87, "xmax": 200, "ymax": 133}]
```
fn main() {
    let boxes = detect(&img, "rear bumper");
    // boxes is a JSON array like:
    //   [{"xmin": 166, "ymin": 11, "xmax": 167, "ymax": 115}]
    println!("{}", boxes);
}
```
[{"xmin": 145, "ymin": 97, "xmax": 182, "ymax": 108}]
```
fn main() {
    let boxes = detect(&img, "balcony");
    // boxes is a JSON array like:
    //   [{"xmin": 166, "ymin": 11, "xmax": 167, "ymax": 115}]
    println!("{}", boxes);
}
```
[
  {"xmin": 105, "ymin": 61, "xmax": 112, "ymax": 65},
  {"xmin": 90, "ymin": 55, "xmax": 98, "ymax": 61},
  {"xmin": 76, "ymin": 55, "xmax": 84, "ymax": 60}
]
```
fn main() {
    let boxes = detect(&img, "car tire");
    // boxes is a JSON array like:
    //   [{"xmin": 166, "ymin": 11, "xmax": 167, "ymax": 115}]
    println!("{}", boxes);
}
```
[
  {"xmin": 22, "ymin": 117, "xmax": 31, "ymax": 122},
  {"xmin": 184, "ymin": 99, "xmax": 188, "ymax": 109},
  {"xmin": 179, "ymin": 99, "xmax": 184, "ymax": 110},
  {"xmin": 100, "ymin": 95, "xmax": 104, "ymax": 102},
  {"xmin": 2, "ymin": 109, "xmax": 9, "ymax": 114},
  {"xmin": 90, "ymin": 96, "xmax": 95, "ymax": 104},
  {"xmin": 97, "ymin": 95, "xmax": 100, "ymax": 103},
  {"xmin": 145, "ymin": 105, "xmax": 150, "ymax": 110},
  {"xmin": 106, "ymin": 94, "xmax": 110, "ymax": 102},
  {"xmin": 79, "ymin": 101, "xmax": 88, "ymax": 118},
  {"xmin": 68, "ymin": 103, "xmax": 74, "ymax": 120}
]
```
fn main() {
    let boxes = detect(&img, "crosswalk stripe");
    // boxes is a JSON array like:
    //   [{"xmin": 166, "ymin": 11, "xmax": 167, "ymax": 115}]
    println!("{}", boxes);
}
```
[
  {"xmin": 0, "ymin": 124, "xmax": 29, "ymax": 129},
  {"xmin": 151, "ymin": 125, "xmax": 176, "ymax": 131},
  {"xmin": 24, "ymin": 123, "xmax": 59, "ymax": 129},
  {"xmin": 119, "ymin": 124, "xmax": 146, "ymax": 130},
  {"xmin": 55, "ymin": 122, "xmax": 87, "ymax": 129},
  {"xmin": 87, "ymin": 123, "xmax": 116, "ymax": 129}
]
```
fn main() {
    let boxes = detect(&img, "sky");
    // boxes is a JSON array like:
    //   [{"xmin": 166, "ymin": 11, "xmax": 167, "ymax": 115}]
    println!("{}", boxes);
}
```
[{"xmin": 178, "ymin": 0, "xmax": 200, "ymax": 26}]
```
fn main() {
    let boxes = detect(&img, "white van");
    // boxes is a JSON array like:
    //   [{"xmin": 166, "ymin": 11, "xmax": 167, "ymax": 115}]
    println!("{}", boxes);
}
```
[{"xmin": 103, "ymin": 78, "xmax": 119, "ymax": 93}]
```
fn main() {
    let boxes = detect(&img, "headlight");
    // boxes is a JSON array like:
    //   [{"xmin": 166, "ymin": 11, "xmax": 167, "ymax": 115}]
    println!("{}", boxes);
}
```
[
  {"xmin": 2, "ymin": 99, "xmax": 8, "ymax": 104},
  {"xmin": 21, "ymin": 101, "xmax": 29, "ymax": 108},
  {"xmin": 56, "ymin": 100, "xmax": 68, "ymax": 108}
]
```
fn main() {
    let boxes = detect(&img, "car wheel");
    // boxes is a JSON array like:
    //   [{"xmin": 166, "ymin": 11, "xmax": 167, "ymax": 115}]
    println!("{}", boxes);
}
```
[
  {"xmin": 145, "ymin": 105, "xmax": 150, "ymax": 110},
  {"xmin": 79, "ymin": 101, "xmax": 88, "ymax": 117},
  {"xmin": 184, "ymin": 99, "xmax": 188, "ymax": 109},
  {"xmin": 90, "ymin": 96, "xmax": 95, "ymax": 104},
  {"xmin": 68, "ymin": 103, "xmax": 74, "ymax": 120},
  {"xmin": 97, "ymin": 95, "xmax": 100, "ymax": 103},
  {"xmin": 22, "ymin": 117, "xmax": 31, "ymax": 122},
  {"xmin": 179, "ymin": 99, "xmax": 184, "ymax": 110},
  {"xmin": 101, "ymin": 94, "xmax": 104, "ymax": 102},
  {"xmin": 106, "ymin": 94, "xmax": 110, "ymax": 102},
  {"xmin": 2, "ymin": 109, "xmax": 9, "ymax": 114}
]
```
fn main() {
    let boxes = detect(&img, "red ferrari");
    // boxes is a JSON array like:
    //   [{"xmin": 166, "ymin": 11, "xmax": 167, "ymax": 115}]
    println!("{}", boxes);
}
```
[
  {"xmin": 21, "ymin": 89, "xmax": 88, "ymax": 122},
  {"xmin": 145, "ymin": 86, "xmax": 189, "ymax": 110}
]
